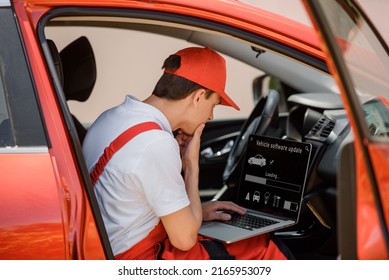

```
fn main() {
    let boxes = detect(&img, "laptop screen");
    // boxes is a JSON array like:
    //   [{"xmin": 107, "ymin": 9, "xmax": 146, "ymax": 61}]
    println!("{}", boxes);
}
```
[{"xmin": 236, "ymin": 134, "xmax": 312, "ymax": 220}]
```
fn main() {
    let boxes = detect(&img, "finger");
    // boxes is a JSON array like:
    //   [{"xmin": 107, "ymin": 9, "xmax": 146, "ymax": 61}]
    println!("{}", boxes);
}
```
[
  {"xmin": 193, "ymin": 123, "xmax": 205, "ymax": 139},
  {"xmin": 181, "ymin": 133, "xmax": 189, "ymax": 142},
  {"xmin": 216, "ymin": 201, "xmax": 247, "ymax": 215},
  {"xmin": 175, "ymin": 131, "xmax": 190, "ymax": 146},
  {"xmin": 212, "ymin": 211, "xmax": 232, "ymax": 221},
  {"xmin": 175, "ymin": 136, "xmax": 183, "ymax": 145},
  {"xmin": 203, "ymin": 209, "xmax": 231, "ymax": 221}
]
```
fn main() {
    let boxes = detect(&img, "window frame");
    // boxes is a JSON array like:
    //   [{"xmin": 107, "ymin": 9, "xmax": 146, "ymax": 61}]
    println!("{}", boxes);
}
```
[{"xmin": 0, "ymin": 7, "xmax": 48, "ymax": 149}]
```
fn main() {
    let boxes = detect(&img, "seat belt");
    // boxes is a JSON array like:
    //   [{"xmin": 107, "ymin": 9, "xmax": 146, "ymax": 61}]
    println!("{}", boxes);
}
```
[
  {"xmin": 199, "ymin": 240, "xmax": 235, "ymax": 260},
  {"xmin": 90, "ymin": 121, "xmax": 162, "ymax": 186}
]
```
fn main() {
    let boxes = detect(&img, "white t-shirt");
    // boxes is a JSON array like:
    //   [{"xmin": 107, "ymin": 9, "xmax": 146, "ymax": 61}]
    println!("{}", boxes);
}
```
[{"xmin": 83, "ymin": 95, "xmax": 190, "ymax": 255}]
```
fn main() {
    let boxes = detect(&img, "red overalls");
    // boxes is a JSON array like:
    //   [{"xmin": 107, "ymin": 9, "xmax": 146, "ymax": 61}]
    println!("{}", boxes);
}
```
[
  {"xmin": 91, "ymin": 122, "xmax": 289, "ymax": 260},
  {"xmin": 114, "ymin": 221, "xmax": 288, "ymax": 260}
]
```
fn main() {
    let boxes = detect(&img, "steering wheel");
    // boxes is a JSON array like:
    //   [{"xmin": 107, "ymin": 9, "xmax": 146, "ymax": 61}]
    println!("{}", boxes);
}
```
[{"xmin": 222, "ymin": 89, "xmax": 280, "ymax": 187}]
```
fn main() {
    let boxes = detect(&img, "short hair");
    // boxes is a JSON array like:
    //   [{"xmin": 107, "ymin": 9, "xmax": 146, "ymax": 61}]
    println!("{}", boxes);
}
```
[{"xmin": 152, "ymin": 54, "xmax": 214, "ymax": 100}]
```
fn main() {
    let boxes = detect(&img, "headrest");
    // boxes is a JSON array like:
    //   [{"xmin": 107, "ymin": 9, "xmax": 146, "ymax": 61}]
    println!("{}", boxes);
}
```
[
  {"xmin": 60, "ymin": 36, "xmax": 96, "ymax": 102},
  {"xmin": 47, "ymin": 39, "xmax": 64, "ymax": 88}
]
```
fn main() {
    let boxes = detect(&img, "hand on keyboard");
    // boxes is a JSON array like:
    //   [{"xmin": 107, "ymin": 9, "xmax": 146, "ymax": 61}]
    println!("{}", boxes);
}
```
[
  {"xmin": 222, "ymin": 211, "xmax": 278, "ymax": 231},
  {"xmin": 201, "ymin": 201, "xmax": 246, "ymax": 221}
]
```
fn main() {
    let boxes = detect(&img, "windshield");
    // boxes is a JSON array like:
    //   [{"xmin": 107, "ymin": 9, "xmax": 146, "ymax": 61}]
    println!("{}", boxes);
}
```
[{"xmin": 315, "ymin": 0, "xmax": 389, "ymax": 139}]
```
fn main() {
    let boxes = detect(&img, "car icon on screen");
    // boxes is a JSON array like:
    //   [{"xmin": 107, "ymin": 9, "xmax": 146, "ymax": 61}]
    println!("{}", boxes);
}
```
[
  {"xmin": 253, "ymin": 191, "xmax": 260, "ymax": 202},
  {"xmin": 248, "ymin": 154, "xmax": 266, "ymax": 167}
]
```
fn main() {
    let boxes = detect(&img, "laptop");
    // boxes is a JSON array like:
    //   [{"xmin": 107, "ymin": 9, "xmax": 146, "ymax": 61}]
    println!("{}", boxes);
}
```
[{"xmin": 199, "ymin": 134, "xmax": 312, "ymax": 243}]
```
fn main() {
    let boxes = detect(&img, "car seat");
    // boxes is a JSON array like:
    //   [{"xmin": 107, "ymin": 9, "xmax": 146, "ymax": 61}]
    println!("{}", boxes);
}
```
[
  {"xmin": 60, "ymin": 36, "xmax": 96, "ymax": 144},
  {"xmin": 47, "ymin": 39, "xmax": 64, "ymax": 89},
  {"xmin": 46, "ymin": 38, "xmax": 114, "ymax": 259},
  {"xmin": 47, "ymin": 36, "xmax": 96, "ymax": 144}
]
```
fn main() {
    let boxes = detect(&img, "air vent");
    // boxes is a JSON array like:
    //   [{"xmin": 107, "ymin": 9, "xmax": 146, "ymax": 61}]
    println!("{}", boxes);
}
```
[
  {"xmin": 307, "ymin": 116, "xmax": 336, "ymax": 142},
  {"xmin": 320, "ymin": 120, "xmax": 335, "ymax": 138}
]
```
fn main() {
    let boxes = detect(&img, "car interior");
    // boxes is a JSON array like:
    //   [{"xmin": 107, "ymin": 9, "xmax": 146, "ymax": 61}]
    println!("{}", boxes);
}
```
[
  {"xmin": 40, "ymin": 9, "xmax": 385, "ymax": 260},
  {"xmin": 47, "ymin": 36, "xmax": 97, "ymax": 144}
]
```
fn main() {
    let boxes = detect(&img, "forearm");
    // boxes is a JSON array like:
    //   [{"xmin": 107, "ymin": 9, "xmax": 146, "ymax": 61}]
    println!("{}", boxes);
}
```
[
  {"xmin": 160, "ymin": 163, "xmax": 202, "ymax": 251},
  {"xmin": 184, "ymin": 162, "xmax": 202, "ymax": 230},
  {"xmin": 163, "ymin": 123, "xmax": 204, "ymax": 250}
]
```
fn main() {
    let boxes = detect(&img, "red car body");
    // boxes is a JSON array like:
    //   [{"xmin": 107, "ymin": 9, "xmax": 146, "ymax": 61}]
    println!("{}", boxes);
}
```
[{"xmin": 0, "ymin": 0, "xmax": 388, "ymax": 260}]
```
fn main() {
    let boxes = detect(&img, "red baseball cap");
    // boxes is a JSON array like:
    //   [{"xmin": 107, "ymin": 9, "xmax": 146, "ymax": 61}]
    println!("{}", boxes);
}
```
[{"xmin": 164, "ymin": 47, "xmax": 240, "ymax": 110}]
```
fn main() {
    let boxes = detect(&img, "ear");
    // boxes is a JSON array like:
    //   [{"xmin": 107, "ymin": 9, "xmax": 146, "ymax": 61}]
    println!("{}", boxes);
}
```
[{"xmin": 191, "ymin": 88, "xmax": 206, "ymax": 107}]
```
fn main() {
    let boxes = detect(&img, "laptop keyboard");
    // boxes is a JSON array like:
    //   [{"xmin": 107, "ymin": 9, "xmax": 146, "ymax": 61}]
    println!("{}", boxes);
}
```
[{"xmin": 222, "ymin": 211, "xmax": 278, "ymax": 231}]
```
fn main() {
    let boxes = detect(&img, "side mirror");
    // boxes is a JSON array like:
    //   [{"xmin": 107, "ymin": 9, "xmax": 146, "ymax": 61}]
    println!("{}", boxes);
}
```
[{"xmin": 252, "ymin": 75, "xmax": 269, "ymax": 104}]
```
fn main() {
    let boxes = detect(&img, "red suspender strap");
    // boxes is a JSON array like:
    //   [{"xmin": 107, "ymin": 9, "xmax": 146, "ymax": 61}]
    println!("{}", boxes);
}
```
[{"xmin": 90, "ymin": 121, "xmax": 162, "ymax": 186}]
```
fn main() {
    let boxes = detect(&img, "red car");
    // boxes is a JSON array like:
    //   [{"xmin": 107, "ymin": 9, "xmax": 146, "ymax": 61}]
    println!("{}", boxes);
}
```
[{"xmin": 0, "ymin": 0, "xmax": 388, "ymax": 260}]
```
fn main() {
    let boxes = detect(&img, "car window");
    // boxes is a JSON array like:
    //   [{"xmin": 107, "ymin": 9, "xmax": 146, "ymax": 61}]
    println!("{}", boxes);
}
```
[
  {"xmin": 315, "ymin": 0, "xmax": 389, "ymax": 140},
  {"xmin": 0, "ymin": 7, "xmax": 47, "ymax": 148},
  {"xmin": 0, "ymin": 7, "xmax": 13, "ymax": 147},
  {"xmin": 0, "ymin": 74, "xmax": 12, "ymax": 147},
  {"xmin": 45, "ymin": 26, "xmax": 260, "ymax": 126}
]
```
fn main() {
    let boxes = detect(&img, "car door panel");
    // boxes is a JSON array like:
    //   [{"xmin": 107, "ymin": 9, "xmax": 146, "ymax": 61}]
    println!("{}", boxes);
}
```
[
  {"xmin": 199, "ymin": 119, "xmax": 244, "ymax": 199},
  {"xmin": 1, "ymin": 4, "xmax": 109, "ymax": 259},
  {"xmin": 0, "ymin": 152, "xmax": 66, "ymax": 259},
  {"xmin": 304, "ymin": 0, "xmax": 389, "ymax": 259}
]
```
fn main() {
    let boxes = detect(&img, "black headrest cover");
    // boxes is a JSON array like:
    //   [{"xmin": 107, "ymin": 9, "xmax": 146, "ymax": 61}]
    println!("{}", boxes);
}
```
[{"xmin": 60, "ymin": 36, "xmax": 96, "ymax": 102}]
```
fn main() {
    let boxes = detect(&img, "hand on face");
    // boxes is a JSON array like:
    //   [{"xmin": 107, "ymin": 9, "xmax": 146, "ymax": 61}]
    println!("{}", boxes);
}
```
[{"xmin": 175, "ymin": 123, "xmax": 205, "ymax": 172}]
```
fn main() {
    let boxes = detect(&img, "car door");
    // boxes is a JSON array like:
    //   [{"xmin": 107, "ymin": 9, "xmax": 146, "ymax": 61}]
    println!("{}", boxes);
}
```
[
  {"xmin": 0, "ymin": 4, "xmax": 67, "ymax": 259},
  {"xmin": 2, "ymin": 1, "xmax": 110, "ymax": 259},
  {"xmin": 303, "ymin": 0, "xmax": 389, "ymax": 259}
]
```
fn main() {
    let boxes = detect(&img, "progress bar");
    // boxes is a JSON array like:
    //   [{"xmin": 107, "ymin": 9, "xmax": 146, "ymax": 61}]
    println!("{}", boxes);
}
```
[{"xmin": 245, "ymin": 174, "xmax": 301, "ymax": 193}]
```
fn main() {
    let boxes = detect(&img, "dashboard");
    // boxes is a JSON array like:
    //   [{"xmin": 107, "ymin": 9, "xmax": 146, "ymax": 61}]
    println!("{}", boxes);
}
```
[{"xmin": 288, "ymin": 94, "xmax": 389, "ymax": 187}]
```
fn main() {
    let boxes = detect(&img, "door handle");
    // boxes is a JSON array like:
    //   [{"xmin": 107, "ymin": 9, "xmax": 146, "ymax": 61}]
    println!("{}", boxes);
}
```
[{"xmin": 201, "ymin": 140, "xmax": 234, "ymax": 159}]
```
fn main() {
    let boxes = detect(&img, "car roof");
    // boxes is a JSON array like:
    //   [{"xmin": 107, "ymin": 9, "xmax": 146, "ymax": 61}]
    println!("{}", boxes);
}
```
[
  {"xmin": 21, "ymin": 0, "xmax": 324, "ymax": 59},
  {"xmin": 23, "ymin": 0, "xmax": 336, "ymax": 94}
]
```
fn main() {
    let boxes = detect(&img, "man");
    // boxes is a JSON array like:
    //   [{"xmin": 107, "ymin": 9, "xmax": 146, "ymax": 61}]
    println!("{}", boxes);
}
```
[{"xmin": 83, "ymin": 47, "xmax": 289, "ymax": 259}]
